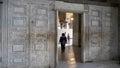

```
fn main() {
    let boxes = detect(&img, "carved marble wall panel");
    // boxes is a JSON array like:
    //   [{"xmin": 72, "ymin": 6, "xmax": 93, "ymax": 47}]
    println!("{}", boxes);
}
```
[
  {"xmin": 90, "ymin": 27, "xmax": 100, "ymax": 32},
  {"xmin": 34, "ymin": 37, "xmax": 48, "ymax": 51},
  {"xmin": 13, "ymin": 58, "xmax": 23, "ymax": 63},
  {"xmin": 36, "ymin": 20, "xmax": 48, "ymax": 27},
  {"xmin": 91, "ymin": 10, "xmax": 100, "ymax": 17},
  {"xmin": 36, "ymin": 9, "xmax": 47, "ymax": 15},
  {"xmin": 89, "ymin": 5, "xmax": 101, "ymax": 52},
  {"xmin": 12, "ymin": 31, "xmax": 27, "ymax": 39},
  {"xmin": 88, "ymin": 5, "xmax": 105, "ymax": 61},
  {"xmin": 88, "ymin": 5, "xmax": 118, "ymax": 61},
  {"xmin": 29, "ymin": 4, "xmax": 49, "ymax": 67},
  {"xmin": 101, "ymin": 8, "xmax": 113, "ymax": 60},
  {"xmin": 91, "ymin": 20, "xmax": 100, "ymax": 26},
  {"xmin": 105, "ymin": 12, "xmax": 111, "ymax": 17},
  {"xmin": 90, "ymin": 33, "xmax": 100, "ymax": 47},
  {"xmin": 7, "ymin": 1, "xmax": 29, "ymax": 68},
  {"xmin": 35, "ymin": 44, "xmax": 44, "ymax": 51},
  {"xmin": 31, "ymin": 52, "xmax": 49, "ymax": 67},
  {"xmin": 13, "ymin": 18, "xmax": 25, "ymax": 26},
  {"xmin": 103, "ymin": 21, "xmax": 111, "ymax": 27},
  {"xmin": 90, "ymin": 47, "xmax": 101, "ymax": 60},
  {"xmin": 2, "ymin": 0, "xmax": 55, "ymax": 68},
  {"xmin": 12, "ymin": 45, "xmax": 24, "ymax": 52},
  {"xmin": 14, "ymin": 6, "xmax": 26, "ymax": 14}
]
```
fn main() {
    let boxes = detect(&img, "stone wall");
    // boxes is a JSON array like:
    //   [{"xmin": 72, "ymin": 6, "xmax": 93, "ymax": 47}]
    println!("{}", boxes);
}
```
[
  {"xmin": 2, "ymin": 0, "xmax": 56, "ymax": 68},
  {"xmin": 85, "ymin": 5, "xmax": 119, "ymax": 61},
  {"xmin": 0, "ymin": 3, "xmax": 2, "ymax": 68},
  {"xmin": 55, "ymin": 1, "xmax": 119, "ymax": 62},
  {"xmin": 73, "ymin": 13, "xmax": 79, "ymax": 46},
  {"xmin": 118, "ymin": 5, "xmax": 120, "ymax": 62},
  {"xmin": 0, "ymin": 1, "xmax": 119, "ymax": 68}
]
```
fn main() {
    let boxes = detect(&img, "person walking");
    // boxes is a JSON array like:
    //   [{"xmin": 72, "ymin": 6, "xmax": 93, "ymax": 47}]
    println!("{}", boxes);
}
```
[{"xmin": 59, "ymin": 33, "xmax": 67, "ymax": 53}]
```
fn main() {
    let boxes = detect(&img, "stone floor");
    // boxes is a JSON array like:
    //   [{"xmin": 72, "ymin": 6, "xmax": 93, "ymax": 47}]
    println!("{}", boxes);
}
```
[
  {"xmin": 57, "ymin": 61, "xmax": 120, "ymax": 68},
  {"xmin": 57, "ymin": 46, "xmax": 120, "ymax": 68},
  {"xmin": 58, "ymin": 45, "xmax": 82, "ymax": 62}
]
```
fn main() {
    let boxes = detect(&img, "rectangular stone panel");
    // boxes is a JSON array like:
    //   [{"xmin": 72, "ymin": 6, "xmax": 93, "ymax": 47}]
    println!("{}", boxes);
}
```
[
  {"xmin": 105, "ymin": 17, "xmax": 111, "ymax": 21},
  {"xmin": 90, "ymin": 47, "xmax": 101, "ymax": 60},
  {"xmin": 36, "ymin": 20, "xmax": 47, "ymax": 27},
  {"xmin": 36, "ymin": 15, "xmax": 48, "ymax": 21},
  {"xmin": 12, "ymin": 45, "xmax": 24, "ymax": 52},
  {"xmin": 13, "ymin": 18, "xmax": 25, "ymax": 26},
  {"xmin": 31, "ymin": 52, "xmax": 49, "ymax": 66},
  {"xmin": 105, "ymin": 21, "xmax": 111, "ymax": 26},
  {"xmin": 35, "ymin": 27, "xmax": 48, "ymax": 32},
  {"xmin": 12, "ymin": 32, "xmax": 26, "ymax": 40},
  {"xmin": 35, "ymin": 44, "xmax": 44, "ymax": 51},
  {"xmin": 14, "ymin": 6, "xmax": 26, "ymax": 14},
  {"xmin": 90, "ymin": 33, "xmax": 100, "ymax": 47},
  {"xmin": 103, "ymin": 27, "xmax": 111, "ymax": 31},
  {"xmin": 91, "ymin": 39, "xmax": 98, "ymax": 44},
  {"xmin": 90, "ymin": 27, "xmax": 100, "ymax": 33},
  {"xmin": 91, "ymin": 20, "xmax": 99, "ymax": 26},
  {"xmin": 13, "ymin": 58, "xmax": 23, "ymax": 63},
  {"xmin": 105, "ymin": 12, "xmax": 111, "ymax": 17},
  {"xmin": 92, "ymin": 10, "xmax": 99, "ymax": 17},
  {"xmin": 37, "ymin": 9, "xmax": 47, "ymax": 15},
  {"xmin": 36, "ymin": 33, "xmax": 47, "ymax": 38}
]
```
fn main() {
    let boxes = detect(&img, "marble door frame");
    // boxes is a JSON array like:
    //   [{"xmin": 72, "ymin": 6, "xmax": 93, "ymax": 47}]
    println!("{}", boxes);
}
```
[{"xmin": 54, "ymin": 1, "xmax": 86, "ymax": 65}]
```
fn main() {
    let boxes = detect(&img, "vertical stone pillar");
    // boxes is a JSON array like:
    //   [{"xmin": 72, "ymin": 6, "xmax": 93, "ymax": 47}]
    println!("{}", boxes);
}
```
[{"xmin": 118, "ymin": 4, "xmax": 120, "ymax": 63}]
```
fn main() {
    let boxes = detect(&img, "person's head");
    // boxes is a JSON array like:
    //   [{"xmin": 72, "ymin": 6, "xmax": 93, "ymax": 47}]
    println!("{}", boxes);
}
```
[{"xmin": 62, "ymin": 33, "xmax": 65, "ymax": 36}]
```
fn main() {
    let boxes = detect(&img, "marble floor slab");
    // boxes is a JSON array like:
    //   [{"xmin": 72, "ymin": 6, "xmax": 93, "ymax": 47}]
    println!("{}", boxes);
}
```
[{"xmin": 57, "ymin": 46, "xmax": 120, "ymax": 68}]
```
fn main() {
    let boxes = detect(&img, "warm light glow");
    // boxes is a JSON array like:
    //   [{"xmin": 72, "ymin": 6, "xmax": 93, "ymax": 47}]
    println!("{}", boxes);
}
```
[
  {"xmin": 70, "ymin": 18, "xmax": 74, "ymax": 21},
  {"xmin": 66, "ymin": 12, "xmax": 73, "ymax": 19},
  {"xmin": 70, "ymin": 58, "xmax": 75, "ymax": 61},
  {"xmin": 66, "ymin": 46, "xmax": 76, "ymax": 64},
  {"xmin": 66, "ymin": 12, "xmax": 74, "ymax": 22}
]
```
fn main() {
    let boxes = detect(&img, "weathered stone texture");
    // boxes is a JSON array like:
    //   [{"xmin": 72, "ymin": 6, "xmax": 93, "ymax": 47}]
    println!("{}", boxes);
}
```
[
  {"xmin": 0, "ymin": 3, "xmax": 2, "ymax": 68},
  {"xmin": 87, "ymin": 5, "xmax": 118, "ymax": 61},
  {"xmin": 2, "ymin": 0, "xmax": 56, "ymax": 68},
  {"xmin": 0, "ymin": 0, "xmax": 119, "ymax": 68}
]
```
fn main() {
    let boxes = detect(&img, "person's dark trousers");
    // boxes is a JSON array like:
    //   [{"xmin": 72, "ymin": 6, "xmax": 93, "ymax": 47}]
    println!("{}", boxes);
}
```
[{"xmin": 61, "ymin": 45, "xmax": 65, "ymax": 53}]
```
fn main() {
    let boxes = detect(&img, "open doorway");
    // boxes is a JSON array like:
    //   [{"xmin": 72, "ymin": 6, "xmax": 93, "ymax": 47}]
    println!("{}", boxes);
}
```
[
  {"xmin": 56, "ymin": 11, "xmax": 83, "ymax": 64},
  {"xmin": 57, "ymin": 12, "xmax": 73, "ymax": 47}
]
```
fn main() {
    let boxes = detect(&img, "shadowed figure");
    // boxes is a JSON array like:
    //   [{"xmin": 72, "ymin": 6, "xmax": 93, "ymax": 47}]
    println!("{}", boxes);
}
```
[
  {"xmin": 59, "ymin": 33, "xmax": 67, "ymax": 53},
  {"xmin": 67, "ymin": 33, "xmax": 70, "ymax": 44}
]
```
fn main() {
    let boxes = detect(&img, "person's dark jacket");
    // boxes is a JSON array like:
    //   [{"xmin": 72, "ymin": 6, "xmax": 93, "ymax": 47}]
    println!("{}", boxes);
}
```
[{"xmin": 59, "ymin": 36, "xmax": 67, "ymax": 45}]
